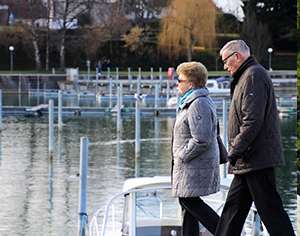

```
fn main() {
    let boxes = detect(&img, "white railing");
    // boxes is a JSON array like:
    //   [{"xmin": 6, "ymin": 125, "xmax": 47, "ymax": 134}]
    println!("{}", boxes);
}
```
[
  {"xmin": 89, "ymin": 184, "xmax": 270, "ymax": 236},
  {"xmin": 89, "ymin": 185, "xmax": 172, "ymax": 236}
]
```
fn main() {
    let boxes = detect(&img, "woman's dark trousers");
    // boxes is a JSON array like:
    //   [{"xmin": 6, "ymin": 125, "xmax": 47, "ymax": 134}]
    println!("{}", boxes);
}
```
[{"xmin": 178, "ymin": 197, "xmax": 219, "ymax": 236}]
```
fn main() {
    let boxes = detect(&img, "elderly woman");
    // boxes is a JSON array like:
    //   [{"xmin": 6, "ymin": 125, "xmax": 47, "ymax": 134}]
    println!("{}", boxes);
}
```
[{"xmin": 171, "ymin": 62, "xmax": 220, "ymax": 236}]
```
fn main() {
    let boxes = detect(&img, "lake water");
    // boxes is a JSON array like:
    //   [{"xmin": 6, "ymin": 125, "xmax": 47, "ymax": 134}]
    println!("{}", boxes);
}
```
[{"xmin": 0, "ymin": 95, "xmax": 296, "ymax": 235}]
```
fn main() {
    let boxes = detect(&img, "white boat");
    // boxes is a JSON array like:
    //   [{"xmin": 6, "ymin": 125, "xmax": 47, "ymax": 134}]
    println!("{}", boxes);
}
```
[
  {"xmin": 206, "ymin": 78, "xmax": 230, "ymax": 94},
  {"xmin": 89, "ymin": 176, "xmax": 269, "ymax": 236},
  {"xmin": 167, "ymin": 78, "xmax": 230, "ymax": 108}
]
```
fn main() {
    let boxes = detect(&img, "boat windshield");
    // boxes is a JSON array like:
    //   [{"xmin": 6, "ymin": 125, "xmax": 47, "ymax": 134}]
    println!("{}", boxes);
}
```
[{"xmin": 122, "ymin": 188, "xmax": 181, "ymax": 236}]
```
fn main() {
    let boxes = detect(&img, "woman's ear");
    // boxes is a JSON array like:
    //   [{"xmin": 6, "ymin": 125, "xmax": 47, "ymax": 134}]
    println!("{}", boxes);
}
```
[{"xmin": 190, "ymin": 82, "xmax": 194, "ymax": 89}]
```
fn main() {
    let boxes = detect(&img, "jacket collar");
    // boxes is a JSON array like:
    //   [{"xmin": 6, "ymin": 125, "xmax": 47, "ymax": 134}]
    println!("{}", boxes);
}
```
[
  {"xmin": 179, "ymin": 88, "xmax": 209, "ymax": 111},
  {"xmin": 231, "ymin": 56, "xmax": 257, "ymax": 98}
]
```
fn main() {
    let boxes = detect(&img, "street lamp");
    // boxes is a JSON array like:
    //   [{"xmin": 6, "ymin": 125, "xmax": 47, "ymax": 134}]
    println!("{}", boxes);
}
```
[
  {"xmin": 9, "ymin": 46, "xmax": 14, "ymax": 73},
  {"xmin": 267, "ymin": 48, "xmax": 273, "ymax": 72}
]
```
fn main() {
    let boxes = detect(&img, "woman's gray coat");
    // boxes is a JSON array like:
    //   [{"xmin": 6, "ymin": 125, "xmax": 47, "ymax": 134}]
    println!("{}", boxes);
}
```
[{"xmin": 171, "ymin": 88, "xmax": 220, "ymax": 198}]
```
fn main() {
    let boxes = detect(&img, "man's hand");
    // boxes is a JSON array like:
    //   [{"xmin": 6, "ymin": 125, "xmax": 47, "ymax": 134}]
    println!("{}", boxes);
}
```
[{"xmin": 228, "ymin": 154, "xmax": 239, "ymax": 166}]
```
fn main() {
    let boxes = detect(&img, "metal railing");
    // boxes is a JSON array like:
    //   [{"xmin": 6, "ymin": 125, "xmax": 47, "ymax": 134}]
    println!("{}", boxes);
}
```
[{"xmin": 89, "ymin": 184, "xmax": 269, "ymax": 236}]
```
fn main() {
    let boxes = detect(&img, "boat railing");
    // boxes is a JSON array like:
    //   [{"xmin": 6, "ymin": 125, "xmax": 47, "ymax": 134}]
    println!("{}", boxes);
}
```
[
  {"xmin": 89, "ymin": 185, "xmax": 172, "ymax": 236},
  {"xmin": 111, "ymin": 201, "xmax": 124, "ymax": 232},
  {"xmin": 89, "ymin": 184, "xmax": 270, "ymax": 236}
]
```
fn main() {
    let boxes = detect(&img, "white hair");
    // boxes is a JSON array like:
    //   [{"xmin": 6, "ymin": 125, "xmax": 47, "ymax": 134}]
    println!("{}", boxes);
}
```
[{"xmin": 220, "ymin": 40, "xmax": 250, "ymax": 56}]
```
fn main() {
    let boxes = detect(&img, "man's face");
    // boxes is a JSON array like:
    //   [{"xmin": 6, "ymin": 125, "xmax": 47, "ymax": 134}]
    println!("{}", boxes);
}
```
[{"xmin": 222, "ymin": 51, "xmax": 240, "ymax": 75}]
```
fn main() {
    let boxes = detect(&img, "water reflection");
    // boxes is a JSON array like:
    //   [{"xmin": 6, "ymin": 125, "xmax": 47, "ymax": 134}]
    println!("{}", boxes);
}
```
[{"xmin": 0, "ymin": 114, "xmax": 296, "ymax": 235}]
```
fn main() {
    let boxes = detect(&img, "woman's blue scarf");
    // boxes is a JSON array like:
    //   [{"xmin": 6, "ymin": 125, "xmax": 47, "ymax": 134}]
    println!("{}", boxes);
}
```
[{"xmin": 177, "ymin": 89, "xmax": 196, "ymax": 113}]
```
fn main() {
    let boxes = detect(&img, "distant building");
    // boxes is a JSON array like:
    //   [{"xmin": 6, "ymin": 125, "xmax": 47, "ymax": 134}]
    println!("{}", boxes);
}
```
[{"xmin": 0, "ymin": 5, "xmax": 9, "ymax": 26}]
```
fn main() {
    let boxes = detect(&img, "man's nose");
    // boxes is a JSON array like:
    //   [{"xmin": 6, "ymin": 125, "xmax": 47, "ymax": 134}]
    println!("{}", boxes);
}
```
[{"xmin": 223, "ymin": 64, "xmax": 228, "ymax": 70}]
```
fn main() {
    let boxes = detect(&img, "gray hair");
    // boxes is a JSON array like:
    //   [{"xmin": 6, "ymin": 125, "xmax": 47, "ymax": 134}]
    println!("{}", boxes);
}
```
[{"xmin": 220, "ymin": 40, "xmax": 250, "ymax": 56}]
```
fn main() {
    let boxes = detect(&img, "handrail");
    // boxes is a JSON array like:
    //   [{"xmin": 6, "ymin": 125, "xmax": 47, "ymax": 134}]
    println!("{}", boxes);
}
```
[
  {"xmin": 89, "ymin": 185, "xmax": 267, "ymax": 236},
  {"xmin": 89, "ymin": 185, "xmax": 172, "ymax": 236}
]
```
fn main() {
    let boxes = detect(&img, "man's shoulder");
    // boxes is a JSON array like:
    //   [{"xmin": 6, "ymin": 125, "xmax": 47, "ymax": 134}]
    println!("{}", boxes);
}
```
[
  {"xmin": 243, "ymin": 63, "xmax": 271, "ymax": 84},
  {"xmin": 246, "ymin": 62, "xmax": 269, "ymax": 77}
]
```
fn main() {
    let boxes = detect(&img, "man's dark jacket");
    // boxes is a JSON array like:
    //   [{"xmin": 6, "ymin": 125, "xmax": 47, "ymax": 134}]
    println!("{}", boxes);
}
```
[{"xmin": 227, "ymin": 56, "xmax": 285, "ymax": 174}]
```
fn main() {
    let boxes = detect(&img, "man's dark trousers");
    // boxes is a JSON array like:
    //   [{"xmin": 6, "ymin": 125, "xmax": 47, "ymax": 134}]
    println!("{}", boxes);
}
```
[{"xmin": 215, "ymin": 167, "xmax": 294, "ymax": 236}]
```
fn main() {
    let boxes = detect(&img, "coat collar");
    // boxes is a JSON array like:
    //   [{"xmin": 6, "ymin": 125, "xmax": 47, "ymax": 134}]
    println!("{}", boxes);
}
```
[
  {"xmin": 231, "ymin": 56, "xmax": 257, "ymax": 98},
  {"xmin": 178, "ymin": 88, "xmax": 209, "ymax": 111}
]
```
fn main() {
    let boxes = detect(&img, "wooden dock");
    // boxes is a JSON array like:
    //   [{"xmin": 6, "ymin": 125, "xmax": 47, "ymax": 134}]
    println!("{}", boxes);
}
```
[{"xmin": 2, "ymin": 105, "xmax": 296, "ymax": 118}]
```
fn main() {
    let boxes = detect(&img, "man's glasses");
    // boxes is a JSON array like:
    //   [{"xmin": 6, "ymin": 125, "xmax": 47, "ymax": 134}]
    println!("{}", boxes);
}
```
[
  {"xmin": 177, "ymin": 78, "xmax": 187, "ymax": 83},
  {"xmin": 222, "ymin": 51, "xmax": 237, "ymax": 65}
]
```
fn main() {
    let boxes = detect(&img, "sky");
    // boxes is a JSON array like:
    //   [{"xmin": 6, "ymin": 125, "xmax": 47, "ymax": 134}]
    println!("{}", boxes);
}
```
[{"xmin": 213, "ymin": 0, "xmax": 245, "ymax": 21}]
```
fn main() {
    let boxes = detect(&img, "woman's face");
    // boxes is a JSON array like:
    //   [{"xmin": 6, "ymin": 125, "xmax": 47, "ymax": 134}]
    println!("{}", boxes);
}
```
[{"xmin": 177, "ymin": 74, "xmax": 192, "ymax": 95}]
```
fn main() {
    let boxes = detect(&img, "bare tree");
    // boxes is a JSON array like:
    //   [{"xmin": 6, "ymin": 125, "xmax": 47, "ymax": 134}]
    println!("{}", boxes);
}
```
[
  {"xmin": 41, "ymin": 0, "xmax": 51, "ymax": 71},
  {"xmin": 240, "ymin": 3, "xmax": 272, "ymax": 63},
  {"xmin": 28, "ymin": 0, "xmax": 42, "ymax": 70},
  {"xmin": 124, "ymin": 0, "xmax": 168, "ymax": 27},
  {"xmin": 83, "ymin": 25, "xmax": 109, "ymax": 61},
  {"xmin": 157, "ymin": 0, "xmax": 216, "ymax": 62},
  {"xmin": 52, "ymin": 0, "xmax": 90, "ymax": 68},
  {"xmin": 93, "ymin": 0, "xmax": 131, "ymax": 55}
]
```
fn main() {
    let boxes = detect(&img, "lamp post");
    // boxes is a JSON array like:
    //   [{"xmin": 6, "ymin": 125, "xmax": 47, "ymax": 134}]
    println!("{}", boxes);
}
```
[
  {"xmin": 9, "ymin": 46, "xmax": 14, "ymax": 73},
  {"xmin": 267, "ymin": 48, "xmax": 273, "ymax": 72},
  {"xmin": 86, "ymin": 60, "xmax": 90, "ymax": 81}
]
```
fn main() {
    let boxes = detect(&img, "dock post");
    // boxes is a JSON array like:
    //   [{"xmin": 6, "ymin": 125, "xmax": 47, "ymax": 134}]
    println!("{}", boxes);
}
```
[
  {"xmin": 117, "ymin": 87, "xmax": 121, "ymax": 133},
  {"xmin": 135, "ymin": 98, "xmax": 140, "ymax": 158},
  {"xmin": 96, "ymin": 73, "xmax": 99, "ymax": 94},
  {"xmin": 151, "ymin": 67, "xmax": 153, "ymax": 83},
  {"xmin": 159, "ymin": 67, "xmax": 162, "ymax": 87},
  {"xmin": 116, "ymin": 67, "xmax": 119, "ymax": 85},
  {"xmin": 138, "ymin": 67, "xmax": 141, "ymax": 86},
  {"xmin": 58, "ymin": 90, "xmax": 63, "ymax": 132},
  {"xmin": 0, "ymin": 90, "xmax": 2, "ymax": 131},
  {"xmin": 44, "ymin": 83, "xmax": 47, "ymax": 98},
  {"xmin": 18, "ymin": 74, "xmax": 21, "ymax": 93},
  {"xmin": 166, "ymin": 82, "xmax": 170, "ymax": 105},
  {"xmin": 128, "ymin": 68, "xmax": 132, "ymax": 84},
  {"xmin": 18, "ymin": 93, "xmax": 21, "ymax": 106},
  {"xmin": 138, "ymin": 68, "xmax": 141, "ymax": 95},
  {"xmin": 49, "ymin": 99, "xmax": 54, "ymax": 158},
  {"xmin": 135, "ymin": 71, "xmax": 141, "ymax": 158},
  {"xmin": 108, "ymin": 68, "xmax": 112, "ymax": 108},
  {"xmin": 78, "ymin": 137, "xmax": 89, "ymax": 236},
  {"xmin": 155, "ymin": 85, "xmax": 159, "ymax": 110},
  {"xmin": 120, "ymin": 83, "xmax": 123, "ymax": 108},
  {"xmin": 58, "ymin": 132, "xmax": 62, "ymax": 163},
  {"xmin": 37, "ymin": 75, "xmax": 40, "ymax": 93}
]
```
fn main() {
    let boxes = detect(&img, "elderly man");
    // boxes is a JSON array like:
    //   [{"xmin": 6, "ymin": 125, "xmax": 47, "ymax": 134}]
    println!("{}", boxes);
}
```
[{"xmin": 215, "ymin": 40, "xmax": 294, "ymax": 236}]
